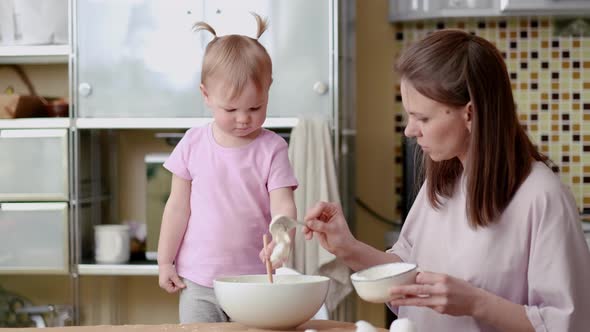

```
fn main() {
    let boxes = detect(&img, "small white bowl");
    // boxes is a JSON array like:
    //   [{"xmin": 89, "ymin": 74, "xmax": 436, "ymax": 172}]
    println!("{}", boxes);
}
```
[
  {"xmin": 350, "ymin": 262, "xmax": 418, "ymax": 303},
  {"xmin": 214, "ymin": 274, "xmax": 329, "ymax": 329}
]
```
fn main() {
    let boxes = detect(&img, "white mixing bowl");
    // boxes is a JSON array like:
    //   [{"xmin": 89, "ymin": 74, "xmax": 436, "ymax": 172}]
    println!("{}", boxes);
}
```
[{"xmin": 214, "ymin": 274, "xmax": 330, "ymax": 329}]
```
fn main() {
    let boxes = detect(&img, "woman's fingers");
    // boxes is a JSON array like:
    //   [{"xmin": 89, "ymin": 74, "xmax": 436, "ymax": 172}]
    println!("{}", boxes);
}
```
[
  {"xmin": 416, "ymin": 271, "xmax": 447, "ymax": 284},
  {"xmin": 389, "ymin": 284, "xmax": 439, "ymax": 298},
  {"xmin": 389, "ymin": 294, "xmax": 442, "ymax": 307},
  {"xmin": 305, "ymin": 218, "xmax": 330, "ymax": 233},
  {"xmin": 302, "ymin": 226, "xmax": 314, "ymax": 240},
  {"xmin": 304, "ymin": 201, "xmax": 331, "ymax": 221}
]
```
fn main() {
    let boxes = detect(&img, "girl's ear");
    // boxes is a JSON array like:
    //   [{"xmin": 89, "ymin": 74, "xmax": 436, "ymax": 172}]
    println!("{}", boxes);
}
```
[
  {"xmin": 200, "ymin": 84, "xmax": 210, "ymax": 106},
  {"xmin": 464, "ymin": 101, "xmax": 473, "ymax": 133}
]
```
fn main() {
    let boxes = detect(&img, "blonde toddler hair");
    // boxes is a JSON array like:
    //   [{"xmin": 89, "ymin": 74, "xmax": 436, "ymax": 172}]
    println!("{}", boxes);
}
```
[{"xmin": 193, "ymin": 13, "xmax": 272, "ymax": 100}]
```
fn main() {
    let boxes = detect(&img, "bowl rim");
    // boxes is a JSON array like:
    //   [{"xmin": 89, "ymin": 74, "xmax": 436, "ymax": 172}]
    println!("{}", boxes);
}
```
[
  {"xmin": 213, "ymin": 274, "xmax": 330, "ymax": 285},
  {"xmin": 350, "ymin": 262, "xmax": 417, "ymax": 282}
]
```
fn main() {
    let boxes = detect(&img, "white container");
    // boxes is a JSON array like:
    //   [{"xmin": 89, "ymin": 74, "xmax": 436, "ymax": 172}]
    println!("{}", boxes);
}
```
[
  {"xmin": 350, "ymin": 262, "xmax": 418, "ymax": 303},
  {"xmin": 94, "ymin": 224, "xmax": 130, "ymax": 264}
]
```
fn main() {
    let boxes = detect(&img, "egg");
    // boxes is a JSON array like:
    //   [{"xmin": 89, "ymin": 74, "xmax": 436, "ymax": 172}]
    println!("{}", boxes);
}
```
[
  {"xmin": 355, "ymin": 320, "xmax": 378, "ymax": 332},
  {"xmin": 389, "ymin": 318, "xmax": 417, "ymax": 332}
]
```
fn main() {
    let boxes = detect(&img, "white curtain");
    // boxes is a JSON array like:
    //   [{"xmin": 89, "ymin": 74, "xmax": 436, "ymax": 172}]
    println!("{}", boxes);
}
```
[{"xmin": 287, "ymin": 116, "xmax": 353, "ymax": 313}]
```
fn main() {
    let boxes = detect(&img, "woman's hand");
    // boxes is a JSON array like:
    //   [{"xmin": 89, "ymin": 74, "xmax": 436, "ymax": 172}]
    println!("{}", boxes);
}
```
[
  {"xmin": 388, "ymin": 271, "xmax": 483, "ymax": 316},
  {"xmin": 158, "ymin": 263, "xmax": 186, "ymax": 293},
  {"xmin": 303, "ymin": 201, "xmax": 356, "ymax": 257}
]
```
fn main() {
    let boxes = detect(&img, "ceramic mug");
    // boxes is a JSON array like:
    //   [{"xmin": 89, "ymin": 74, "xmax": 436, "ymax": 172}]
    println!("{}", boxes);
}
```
[{"xmin": 94, "ymin": 224, "xmax": 130, "ymax": 264}]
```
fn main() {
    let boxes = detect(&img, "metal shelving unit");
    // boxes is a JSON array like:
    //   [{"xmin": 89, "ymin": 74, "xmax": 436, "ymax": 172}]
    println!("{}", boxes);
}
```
[
  {"xmin": 0, "ymin": 45, "xmax": 69, "ymax": 64},
  {"xmin": 75, "ymin": 117, "xmax": 298, "ymax": 129},
  {"xmin": 1, "ymin": 0, "xmax": 344, "ymax": 325},
  {"xmin": 78, "ymin": 263, "xmax": 158, "ymax": 276},
  {"xmin": 0, "ymin": 118, "xmax": 71, "ymax": 129}
]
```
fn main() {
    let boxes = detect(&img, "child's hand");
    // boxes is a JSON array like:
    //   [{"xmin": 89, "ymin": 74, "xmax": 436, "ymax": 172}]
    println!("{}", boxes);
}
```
[
  {"xmin": 259, "ymin": 240, "xmax": 285, "ymax": 270},
  {"xmin": 158, "ymin": 263, "xmax": 186, "ymax": 293}
]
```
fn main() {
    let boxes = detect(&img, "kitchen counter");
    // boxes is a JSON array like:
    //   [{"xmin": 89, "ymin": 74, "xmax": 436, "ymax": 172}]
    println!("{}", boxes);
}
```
[{"xmin": 2, "ymin": 320, "xmax": 387, "ymax": 332}]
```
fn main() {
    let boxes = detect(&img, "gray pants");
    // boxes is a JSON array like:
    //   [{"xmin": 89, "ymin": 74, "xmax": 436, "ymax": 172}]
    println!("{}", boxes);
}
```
[{"xmin": 179, "ymin": 278, "xmax": 229, "ymax": 323}]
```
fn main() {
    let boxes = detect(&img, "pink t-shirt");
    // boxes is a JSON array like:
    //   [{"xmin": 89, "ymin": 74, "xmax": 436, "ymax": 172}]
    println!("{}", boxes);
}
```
[
  {"xmin": 164, "ymin": 123, "xmax": 298, "ymax": 287},
  {"xmin": 389, "ymin": 162, "xmax": 590, "ymax": 331}
]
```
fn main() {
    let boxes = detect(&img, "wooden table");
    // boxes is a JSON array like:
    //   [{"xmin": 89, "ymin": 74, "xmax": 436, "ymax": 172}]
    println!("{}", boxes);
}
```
[{"xmin": 2, "ymin": 320, "xmax": 387, "ymax": 331}]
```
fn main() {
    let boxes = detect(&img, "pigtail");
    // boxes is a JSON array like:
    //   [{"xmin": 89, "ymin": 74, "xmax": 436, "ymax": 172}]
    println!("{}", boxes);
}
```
[
  {"xmin": 251, "ymin": 12, "xmax": 268, "ymax": 40},
  {"xmin": 192, "ymin": 21, "xmax": 217, "ymax": 38}
]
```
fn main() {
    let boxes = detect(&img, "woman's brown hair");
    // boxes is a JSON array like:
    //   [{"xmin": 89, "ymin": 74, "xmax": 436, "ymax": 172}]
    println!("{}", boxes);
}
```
[{"xmin": 396, "ymin": 29, "xmax": 549, "ymax": 228}]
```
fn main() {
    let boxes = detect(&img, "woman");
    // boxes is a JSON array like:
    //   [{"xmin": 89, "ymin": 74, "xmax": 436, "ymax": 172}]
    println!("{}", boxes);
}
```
[{"xmin": 303, "ymin": 29, "xmax": 590, "ymax": 331}]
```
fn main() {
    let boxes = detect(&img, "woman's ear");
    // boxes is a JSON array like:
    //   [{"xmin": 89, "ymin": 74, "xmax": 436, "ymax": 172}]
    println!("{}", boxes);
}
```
[{"xmin": 464, "ymin": 102, "xmax": 473, "ymax": 133}]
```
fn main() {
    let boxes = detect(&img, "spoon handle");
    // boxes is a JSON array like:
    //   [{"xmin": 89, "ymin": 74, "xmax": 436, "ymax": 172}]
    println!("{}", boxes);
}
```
[{"xmin": 295, "ymin": 220, "xmax": 306, "ymax": 226}]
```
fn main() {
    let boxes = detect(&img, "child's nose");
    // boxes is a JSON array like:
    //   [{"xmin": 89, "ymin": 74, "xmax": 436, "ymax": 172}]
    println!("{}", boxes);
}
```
[{"xmin": 237, "ymin": 113, "xmax": 250, "ymax": 123}]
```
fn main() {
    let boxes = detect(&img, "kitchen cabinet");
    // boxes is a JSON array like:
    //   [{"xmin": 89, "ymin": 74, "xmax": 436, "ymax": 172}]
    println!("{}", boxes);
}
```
[
  {"xmin": 1, "ymin": 0, "xmax": 344, "ymax": 325},
  {"xmin": 389, "ymin": 0, "xmax": 590, "ymax": 21},
  {"xmin": 0, "ymin": 129, "xmax": 69, "ymax": 201},
  {"xmin": 75, "ymin": 0, "xmax": 334, "ymax": 120},
  {"xmin": 72, "ymin": 0, "xmax": 341, "ymax": 325},
  {"xmin": 0, "ymin": 203, "xmax": 69, "ymax": 273},
  {"xmin": 500, "ymin": 0, "xmax": 590, "ymax": 13},
  {"xmin": 389, "ymin": 0, "xmax": 499, "ymax": 21},
  {"xmin": 0, "ymin": 0, "xmax": 72, "ymax": 275},
  {"xmin": 0, "ymin": 1, "xmax": 75, "ymax": 329}
]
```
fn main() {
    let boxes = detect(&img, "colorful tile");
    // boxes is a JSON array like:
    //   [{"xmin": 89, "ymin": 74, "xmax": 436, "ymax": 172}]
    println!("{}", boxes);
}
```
[{"xmin": 393, "ymin": 15, "xmax": 590, "ymax": 215}]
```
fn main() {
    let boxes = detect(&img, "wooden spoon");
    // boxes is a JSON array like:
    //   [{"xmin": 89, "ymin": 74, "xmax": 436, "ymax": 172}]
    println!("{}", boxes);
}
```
[{"xmin": 263, "ymin": 234, "xmax": 273, "ymax": 283}]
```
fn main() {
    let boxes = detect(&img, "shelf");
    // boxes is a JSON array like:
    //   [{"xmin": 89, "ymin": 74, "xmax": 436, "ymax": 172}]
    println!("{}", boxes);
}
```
[
  {"xmin": 78, "ymin": 263, "xmax": 158, "ymax": 276},
  {"xmin": 438, "ymin": 8, "xmax": 500, "ymax": 18},
  {"xmin": 390, "ymin": 9, "xmax": 500, "ymax": 22},
  {"xmin": 75, "ymin": 117, "xmax": 299, "ymax": 129},
  {"xmin": 0, "ymin": 118, "xmax": 71, "ymax": 129},
  {"xmin": 0, "ymin": 45, "xmax": 70, "ymax": 64},
  {"xmin": 0, "ymin": 117, "xmax": 298, "ymax": 129}
]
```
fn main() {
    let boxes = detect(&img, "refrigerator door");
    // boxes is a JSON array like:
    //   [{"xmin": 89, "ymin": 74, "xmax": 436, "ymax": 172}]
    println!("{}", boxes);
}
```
[{"xmin": 76, "ymin": 0, "xmax": 334, "ymax": 119}]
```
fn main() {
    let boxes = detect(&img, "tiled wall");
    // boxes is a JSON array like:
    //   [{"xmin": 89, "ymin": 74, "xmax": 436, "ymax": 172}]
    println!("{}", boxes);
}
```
[{"xmin": 392, "ymin": 17, "xmax": 590, "ymax": 216}]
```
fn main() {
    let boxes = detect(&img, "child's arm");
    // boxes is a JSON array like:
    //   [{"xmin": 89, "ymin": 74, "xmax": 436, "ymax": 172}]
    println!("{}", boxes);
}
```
[
  {"xmin": 266, "ymin": 187, "xmax": 297, "ymax": 268},
  {"xmin": 157, "ymin": 174, "xmax": 191, "ymax": 293},
  {"xmin": 270, "ymin": 187, "xmax": 297, "ymax": 234}
]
